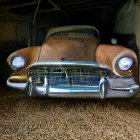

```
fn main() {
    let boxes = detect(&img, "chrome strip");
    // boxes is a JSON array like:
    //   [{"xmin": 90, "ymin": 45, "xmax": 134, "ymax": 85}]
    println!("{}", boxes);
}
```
[
  {"xmin": 49, "ymin": 87, "xmax": 99, "ymax": 93},
  {"xmin": 110, "ymin": 85, "xmax": 139, "ymax": 91},
  {"xmin": 7, "ymin": 79, "xmax": 27, "ymax": 90},
  {"xmin": 27, "ymin": 61, "xmax": 110, "ymax": 70},
  {"xmin": 48, "ymin": 87, "xmax": 139, "ymax": 98}
]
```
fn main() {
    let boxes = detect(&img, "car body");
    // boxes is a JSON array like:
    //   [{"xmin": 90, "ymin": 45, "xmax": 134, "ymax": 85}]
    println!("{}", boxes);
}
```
[{"xmin": 7, "ymin": 25, "xmax": 140, "ymax": 98}]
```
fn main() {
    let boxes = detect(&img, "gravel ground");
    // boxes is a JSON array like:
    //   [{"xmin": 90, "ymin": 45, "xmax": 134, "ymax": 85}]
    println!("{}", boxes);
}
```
[{"xmin": 0, "ymin": 89, "xmax": 140, "ymax": 140}]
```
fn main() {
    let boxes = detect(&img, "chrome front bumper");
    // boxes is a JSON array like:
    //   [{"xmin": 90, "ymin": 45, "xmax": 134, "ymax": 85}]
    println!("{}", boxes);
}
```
[
  {"xmin": 7, "ymin": 61, "xmax": 140, "ymax": 98},
  {"xmin": 7, "ymin": 78, "xmax": 139, "ymax": 98}
]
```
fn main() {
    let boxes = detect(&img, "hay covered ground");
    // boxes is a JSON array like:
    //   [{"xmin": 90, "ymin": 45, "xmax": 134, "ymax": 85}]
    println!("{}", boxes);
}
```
[{"xmin": 0, "ymin": 89, "xmax": 140, "ymax": 140}]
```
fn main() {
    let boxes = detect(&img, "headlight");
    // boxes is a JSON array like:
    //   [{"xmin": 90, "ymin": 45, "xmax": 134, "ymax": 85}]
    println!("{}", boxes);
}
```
[
  {"xmin": 11, "ymin": 56, "xmax": 26, "ymax": 69},
  {"xmin": 118, "ymin": 57, "xmax": 133, "ymax": 71}
]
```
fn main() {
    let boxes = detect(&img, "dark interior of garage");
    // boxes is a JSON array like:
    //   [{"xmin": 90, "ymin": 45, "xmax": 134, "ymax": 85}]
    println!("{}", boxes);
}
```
[{"xmin": 0, "ymin": 0, "xmax": 140, "ymax": 139}]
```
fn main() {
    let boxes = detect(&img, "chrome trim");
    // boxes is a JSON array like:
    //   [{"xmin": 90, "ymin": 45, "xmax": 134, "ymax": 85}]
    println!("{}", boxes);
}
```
[
  {"xmin": 99, "ymin": 78, "xmax": 108, "ymax": 99},
  {"xmin": 7, "ymin": 79, "xmax": 27, "ymax": 90},
  {"xmin": 27, "ymin": 76, "xmax": 33, "ymax": 96},
  {"xmin": 109, "ymin": 85, "xmax": 139, "ymax": 91},
  {"xmin": 48, "ymin": 87, "xmax": 99, "ymax": 93},
  {"xmin": 27, "ymin": 61, "xmax": 110, "ymax": 70},
  {"xmin": 34, "ymin": 76, "xmax": 48, "ymax": 96},
  {"xmin": 47, "ymin": 87, "xmax": 139, "ymax": 98}
]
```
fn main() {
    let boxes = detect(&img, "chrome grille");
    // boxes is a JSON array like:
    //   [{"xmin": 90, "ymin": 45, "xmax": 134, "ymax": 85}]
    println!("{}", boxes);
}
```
[{"xmin": 28, "ymin": 65, "xmax": 110, "ymax": 88}]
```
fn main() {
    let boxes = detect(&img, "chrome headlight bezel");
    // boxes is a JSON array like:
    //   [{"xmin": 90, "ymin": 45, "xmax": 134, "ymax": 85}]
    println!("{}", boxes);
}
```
[
  {"xmin": 11, "ymin": 56, "xmax": 27, "ymax": 70},
  {"xmin": 118, "ymin": 57, "xmax": 133, "ymax": 71}
]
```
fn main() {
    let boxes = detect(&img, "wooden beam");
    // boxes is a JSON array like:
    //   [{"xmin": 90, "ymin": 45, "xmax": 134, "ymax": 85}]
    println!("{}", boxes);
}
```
[{"xmin": 3, "ymin": 1, "xmax": 36, "ymax": 9}]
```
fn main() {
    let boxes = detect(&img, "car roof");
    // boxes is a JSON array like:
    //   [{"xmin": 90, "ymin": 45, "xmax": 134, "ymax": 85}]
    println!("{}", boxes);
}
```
[{"xmin": 45, "ymin": 25, "xmax": 100, "ymax": 41}]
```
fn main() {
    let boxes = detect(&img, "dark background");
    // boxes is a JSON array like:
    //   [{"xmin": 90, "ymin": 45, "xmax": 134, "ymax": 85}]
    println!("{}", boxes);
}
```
[{"xmin": 0, "ymin": 0, "xmax": 136, "ymax": 87}]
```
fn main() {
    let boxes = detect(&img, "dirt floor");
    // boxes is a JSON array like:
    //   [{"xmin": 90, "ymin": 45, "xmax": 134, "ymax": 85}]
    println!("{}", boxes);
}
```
[{"xmin": 0, "ymin": 88, "xmax": 140, "ymax": 140}]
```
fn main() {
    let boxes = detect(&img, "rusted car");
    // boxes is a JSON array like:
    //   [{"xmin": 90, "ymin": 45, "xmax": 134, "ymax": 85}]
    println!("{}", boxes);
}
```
[{"xmin": 7, "ymin": 25, "xmax": 139, "ymax": 98}]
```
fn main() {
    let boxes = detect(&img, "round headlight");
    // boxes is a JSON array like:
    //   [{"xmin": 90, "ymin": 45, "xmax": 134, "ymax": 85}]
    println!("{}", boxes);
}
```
[
  {"xmin": 11, "ymin": 56, "xmax": 26, "ymax": 69},
  {"xmin": 118, "ymin": 57, "xmax": 133, "ymax": 71}
]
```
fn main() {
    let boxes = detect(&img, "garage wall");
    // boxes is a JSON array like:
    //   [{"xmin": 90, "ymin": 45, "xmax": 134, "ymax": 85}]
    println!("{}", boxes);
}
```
[
  {"xmin": 114, "ymin": 0, "xmax": 140, "ymax": 49},
  {"xmin": 0, "ymin": 21, "xmax": 29, "ymax": 49},
  {"xmin": 0, "ymin": 21, "xmax": 29, "ymax": 86},
  {"xmin": 135, "ymin": 0, "xmax": 140, "ymax": 49}
]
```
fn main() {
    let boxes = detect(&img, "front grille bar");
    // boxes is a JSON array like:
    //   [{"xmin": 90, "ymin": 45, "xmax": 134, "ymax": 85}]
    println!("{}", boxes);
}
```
[{"xmin": 28, "ymin": 62, "xmax": 111, "ymax": 91}]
